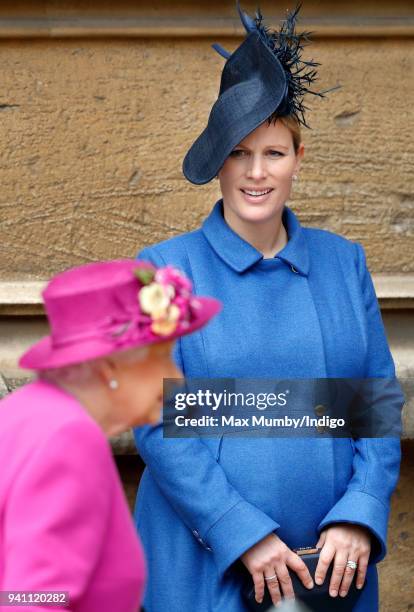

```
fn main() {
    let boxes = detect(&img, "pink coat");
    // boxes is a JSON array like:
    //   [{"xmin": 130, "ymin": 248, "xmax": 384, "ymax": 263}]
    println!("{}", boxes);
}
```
[{"xmin": 0, "ymin": 379, "xmax": 145, "ymax": 611}]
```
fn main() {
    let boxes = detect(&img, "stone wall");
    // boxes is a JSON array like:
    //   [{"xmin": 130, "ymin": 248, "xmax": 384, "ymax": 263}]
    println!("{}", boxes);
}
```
[
  {"xmin": 0, "ymin": 1, "xmax": 413, "ymax": 609},
  {"xmin": 0, "ymin": 2, "xmax": 413, "ymax": 278}
]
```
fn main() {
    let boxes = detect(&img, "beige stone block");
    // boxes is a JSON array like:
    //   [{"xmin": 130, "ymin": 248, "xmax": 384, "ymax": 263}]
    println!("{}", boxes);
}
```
[{"xmin": 0, "ymin": 30, "xmax": 412, "ymax": 279}]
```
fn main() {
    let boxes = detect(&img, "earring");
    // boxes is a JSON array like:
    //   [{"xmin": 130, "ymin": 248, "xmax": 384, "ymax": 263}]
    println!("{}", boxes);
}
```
[
  {"xmin": 109, "ymin": 379, "xmax": 119, "ymax": 390},
  {"xmin": 292, "ymin": 174, "xmax": 298, "ymax": 181}
]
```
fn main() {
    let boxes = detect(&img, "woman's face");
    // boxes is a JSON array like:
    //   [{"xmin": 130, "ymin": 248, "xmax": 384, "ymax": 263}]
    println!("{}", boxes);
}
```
[
  {"xmin": 109, "ymin": 340, "xmax": 181, "ymax": 427},
  {"xmin": 217, "ymin": 120, "xmax": 304, "ymax": 225}
]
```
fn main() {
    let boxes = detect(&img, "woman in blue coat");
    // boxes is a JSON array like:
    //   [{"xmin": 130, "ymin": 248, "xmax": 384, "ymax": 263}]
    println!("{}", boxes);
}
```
[{"xmin": 133, "ymin": 4, "xmax": 402, "ymax": 611}]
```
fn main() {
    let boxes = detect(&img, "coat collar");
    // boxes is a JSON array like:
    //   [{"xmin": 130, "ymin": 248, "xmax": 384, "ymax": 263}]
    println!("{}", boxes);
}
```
[{"xmin": 201, "ymin": 199, "xmax": 310, "ymax": 276}]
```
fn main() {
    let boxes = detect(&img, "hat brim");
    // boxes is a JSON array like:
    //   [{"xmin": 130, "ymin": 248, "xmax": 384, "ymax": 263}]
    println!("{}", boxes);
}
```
[{"xmin": 19, "ymin": 296, "xmax": 221, "ymax": 371}]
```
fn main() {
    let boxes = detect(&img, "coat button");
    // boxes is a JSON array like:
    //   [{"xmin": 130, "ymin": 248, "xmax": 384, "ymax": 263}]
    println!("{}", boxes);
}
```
[
  {"xmin": 314, "ymin": 404, "xmax": 326, "ymax": 416},
  {"xmin": 290, "ymin": 264, "xmax": 299, "ymax": 274}
]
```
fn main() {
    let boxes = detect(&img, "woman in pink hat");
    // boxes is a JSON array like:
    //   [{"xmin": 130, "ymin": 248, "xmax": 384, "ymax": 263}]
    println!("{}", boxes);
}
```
[{"xmin": 0, "ymin": 259, "xmax": 220, "ymax": 612}]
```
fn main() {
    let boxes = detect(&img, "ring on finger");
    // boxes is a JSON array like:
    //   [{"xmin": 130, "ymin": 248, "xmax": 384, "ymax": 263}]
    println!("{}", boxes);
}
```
[
  {"xmin": 264, "ymin": 574, "xmax": 278, "ymax": 582},
  {"xmin": 346, "ymin": 560, "xmax": 358, "ymax": 570}
]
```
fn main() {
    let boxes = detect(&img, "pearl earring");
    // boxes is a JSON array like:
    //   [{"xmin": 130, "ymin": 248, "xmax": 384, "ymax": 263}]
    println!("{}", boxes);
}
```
[
  {"xmin": 292, "ymin": 174, "xmax": 298, "ymax": 181},
  {"xmin": 109, "ymin": 379, "xmax": 119, "ymax": 390}
]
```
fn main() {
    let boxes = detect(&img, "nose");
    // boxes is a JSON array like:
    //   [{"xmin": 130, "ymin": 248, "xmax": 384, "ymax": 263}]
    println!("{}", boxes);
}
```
[
  {"xmin": 246, "ymin": 153, "xmax": 267, "ymax": 180},
  {"xmin": 166, "ymin": 359, "xmax": 182, "ymax": 380}
]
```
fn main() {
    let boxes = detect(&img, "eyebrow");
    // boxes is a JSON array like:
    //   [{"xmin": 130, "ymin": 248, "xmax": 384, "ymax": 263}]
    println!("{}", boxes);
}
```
[{"xmin": 235, "ymin": 144, "xmax": 289, "ymax": 151}]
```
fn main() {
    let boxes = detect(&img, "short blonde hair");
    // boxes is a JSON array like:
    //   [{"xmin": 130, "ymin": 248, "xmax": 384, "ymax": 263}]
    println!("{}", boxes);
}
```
[{"xmin": 267, "ymin": 113, "xmax": 302, "ymax": 154}]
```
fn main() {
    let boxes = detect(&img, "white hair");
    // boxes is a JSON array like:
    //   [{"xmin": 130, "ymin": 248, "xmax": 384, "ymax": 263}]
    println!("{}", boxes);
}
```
[{"xmin": 38, "ymin": 345, "xmax": 149, "ymax": 387}]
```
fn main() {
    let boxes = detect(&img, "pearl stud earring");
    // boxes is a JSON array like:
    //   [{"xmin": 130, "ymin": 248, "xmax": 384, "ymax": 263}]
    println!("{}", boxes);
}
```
[
  {"xmin": 109, "ymin": 379, "xmax": 119, "ymax": 390},
  {"xmin": 292, "ymin": 174, "xmax": 298, "ymax": 181}
]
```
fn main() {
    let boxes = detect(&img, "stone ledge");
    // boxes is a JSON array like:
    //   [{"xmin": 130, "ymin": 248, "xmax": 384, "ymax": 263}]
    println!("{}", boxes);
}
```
[
  {"xmin": 0, "ymin": 2, "xmax": 413, "ymax": 40},
  {"xmin": 0, "ymin": 281, "xmax": 46, "ymax": 315},
  {"xmin": 374, "ymin": 275, "xmax": 414, "ymax": 309},
  {"xmin": 1, "ymin": 276, "xmax": 413, "ymax": 315},
  {"xmin": 0, "ymin": 20, "xmax": 413, "ymax": 39}
]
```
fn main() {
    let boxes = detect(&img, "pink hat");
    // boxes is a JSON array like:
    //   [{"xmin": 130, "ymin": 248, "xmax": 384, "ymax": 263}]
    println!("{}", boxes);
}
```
[{"xmin": 19, "ymin": 259, "xmax": 221, "ymax": 370}]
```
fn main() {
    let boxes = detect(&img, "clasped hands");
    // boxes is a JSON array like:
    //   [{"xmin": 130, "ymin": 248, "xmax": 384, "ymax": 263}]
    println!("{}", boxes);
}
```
[{"xmin": 240, "ymin": 524, "xmax": 371, "ymax": 608}]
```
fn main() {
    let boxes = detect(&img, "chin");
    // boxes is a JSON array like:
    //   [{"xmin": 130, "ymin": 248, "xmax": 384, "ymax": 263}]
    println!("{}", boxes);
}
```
[
  {"xmin": 147, "ymin": 413, "xmax": 161, "ymax": 426},
  {"xmin": 238, "ymin": 205, "xmax": 282, "ymax": 225},
  {"xmin": 150, "ymin": 404, "xmax": 163, "ymax": 423}
]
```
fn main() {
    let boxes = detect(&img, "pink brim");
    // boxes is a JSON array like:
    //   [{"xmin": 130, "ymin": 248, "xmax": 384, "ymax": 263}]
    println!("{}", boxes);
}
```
[{"xmin": 19, "ymin": 297, "xmax": 221, "ymax": 371}]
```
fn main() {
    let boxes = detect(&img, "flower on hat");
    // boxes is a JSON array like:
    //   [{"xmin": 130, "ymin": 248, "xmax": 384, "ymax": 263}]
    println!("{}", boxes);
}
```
[
  {"xmin": 139, "ymin": 283, "xmax": 171, "ymax": 320},
  {"xmin": 135, "ymin": 265, "xmax": 192, "ymax": 337},
  {"xmin": 151, "ymin": 303, "xmax": 180, "ymax": 336},
  {"xmin": 155, "ymin": 266, "xmax": 192, "ymax": 295}
]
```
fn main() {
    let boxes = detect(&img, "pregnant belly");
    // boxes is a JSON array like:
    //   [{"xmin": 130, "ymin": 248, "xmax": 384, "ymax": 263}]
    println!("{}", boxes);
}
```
[{"xmin": 217, "ymin": 437, "xmax": 354, "ymax": 547}]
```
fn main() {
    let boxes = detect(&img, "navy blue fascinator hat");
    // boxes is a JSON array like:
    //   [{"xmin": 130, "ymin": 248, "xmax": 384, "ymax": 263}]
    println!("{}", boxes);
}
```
[{"xmin": 183, "ymin": 2, "xmax": 334, "ymax": 185}]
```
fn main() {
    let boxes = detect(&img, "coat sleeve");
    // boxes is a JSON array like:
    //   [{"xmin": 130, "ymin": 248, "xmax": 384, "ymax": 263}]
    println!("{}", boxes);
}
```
[
  {"xmin": 134, "ymin": 246, "xmax": 280, "ymax": 577},
  {"xmin": 3, "ymin": 419, "xmax": 112, "ymax": 611},
  {"xmin": 317, "ymin": 242, "xmax": 402, "ymax": 563}
]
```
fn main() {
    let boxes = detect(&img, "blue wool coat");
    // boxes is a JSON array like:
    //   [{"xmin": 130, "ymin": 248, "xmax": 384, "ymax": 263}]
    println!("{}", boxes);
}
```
[{"xmin": 133, "ymin": 201, "xmax": 401, "ymax": 612}]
